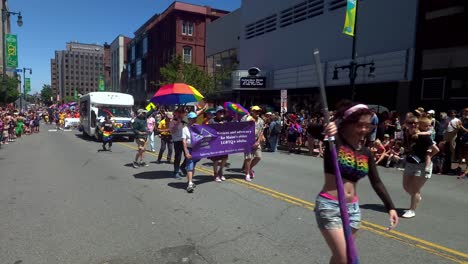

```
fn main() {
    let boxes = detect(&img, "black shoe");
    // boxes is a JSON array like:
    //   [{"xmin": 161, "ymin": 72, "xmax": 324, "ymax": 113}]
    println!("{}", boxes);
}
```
[
  {"xmin": 180, "ymin": 168, "xmax": 188, "ymax": 176},
  {"xmin": 102, "ymin": 145, "xmax": 107, "ymax": 151},
  {"xmin": 108, "ymin": 147, "xmax": 112, "ymax": 152},
  {"xmin": 133, "ymin": 161, "xmax": 140, "ymax": 168},
  {"xmin": 155, "ymin": 160, "xmax": 162, "ymax": 164}
]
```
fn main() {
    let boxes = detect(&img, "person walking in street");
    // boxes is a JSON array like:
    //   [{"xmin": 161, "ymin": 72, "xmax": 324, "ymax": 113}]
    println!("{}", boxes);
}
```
[
  {"xmin": 132, "ymin": 109, "xmax": 150, "ymax": 168},
  {"xmin": 243, "ymin": 106, "xmax": 265, "ymax": 182},
  {"xmin": 147, "ymin": 113, "xmax": 156, "ymax": 152},
  {"xmin": 315, "ymin": 102, "xmax": 398, "ymax": 264},
  {"xmin": 156, "ymin": 113, "xmax": 173, "ymax": 164},
  {"xmin": 209, "ymin": 106, "xmax": 229, "ymax": 182},
  {"xmin": 101, "ymin": 115, "xmax": 114, "ymax": 151},
  {"xmin": 457, "ymin": 108, "xmax": 468, "ymax": 179},
  {"xmin": 170, "ymin": 108, "xmax": 187, "ymax": 179},
  {"xmin": 401, "ymin": 115, "xmax": 439, "ymax": 218},
  {"xmin": 268, "ymin": 114, "xmax": 281, "ymax": 152},
  {"xmin": 182, "ymin": 112, "xmax": 200, "ymax": 193}
]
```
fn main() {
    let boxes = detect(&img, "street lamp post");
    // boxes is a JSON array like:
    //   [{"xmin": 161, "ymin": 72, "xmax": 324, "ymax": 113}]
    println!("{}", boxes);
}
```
[
  {"xmin": 332, "ymin": 1, "xmax": 375, "ymax": 101},
  {"xmin": 20, "ymin": 67, "xmax": 32, "ymax": 110},
  {"xmin": 1, "ymin": 8, "xmax": 23, "ymax": 106}
]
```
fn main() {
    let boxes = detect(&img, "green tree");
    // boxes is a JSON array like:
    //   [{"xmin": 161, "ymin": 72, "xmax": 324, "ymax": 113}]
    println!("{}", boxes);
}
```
[
  {"xmin": 40, "ymin": 84, "xmax": 53, "ymax": 105},
  {"xmin": 159, "ymin": 55, "xmax": 218, "ymax": 98},
  {"xmin": 63, "ymin": 96, "xmax": 75, "ymax": 103},
  {"xmin": 0, "ymin": 75, "xmax": 20, "ymax": 105}
]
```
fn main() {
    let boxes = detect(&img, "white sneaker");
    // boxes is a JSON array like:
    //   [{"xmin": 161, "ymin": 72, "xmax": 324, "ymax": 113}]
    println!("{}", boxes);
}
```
[
  {"xmin": 245, "ymin": 174, "xmax": 252, "ymax": 182},
  {"xmin": 215, "ymin": 176, "xmax": 222, "ymax": 182},
  {"xmin": 402, "ymin": 210, "xmax": 415, "ymax": 218}
]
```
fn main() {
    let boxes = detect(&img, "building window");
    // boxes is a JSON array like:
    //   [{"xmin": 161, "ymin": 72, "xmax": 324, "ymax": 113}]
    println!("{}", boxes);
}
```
[
  {"xmin": 188, "ymin": 22, "xmax": 194, "ymax": 36},
  {"xmin": 143, "ymin": 37, "xmax": 148, "ymax": 55},
  {"xmin": 183, "ymin": 46, "xmax": 192, "ymax": 63},
  {"xmin": 182, "ymin": 21, "xmax": 187, "ymax": 35}
]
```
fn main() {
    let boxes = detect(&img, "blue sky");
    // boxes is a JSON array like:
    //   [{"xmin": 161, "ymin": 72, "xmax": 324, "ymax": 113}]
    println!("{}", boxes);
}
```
[{"xmin": 8, "ymin": 0, "xmax": 241, "ymax": 94}]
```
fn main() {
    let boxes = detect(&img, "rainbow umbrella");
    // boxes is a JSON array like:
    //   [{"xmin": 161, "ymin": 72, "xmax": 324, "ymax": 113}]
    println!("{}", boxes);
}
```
[
  {"xmin": 151, "ymin": 83, "xmax": 204, "ymax": 105},
  {"xmin": 223, "ymin": 102, "xmax": 249, "ymax": 116}
]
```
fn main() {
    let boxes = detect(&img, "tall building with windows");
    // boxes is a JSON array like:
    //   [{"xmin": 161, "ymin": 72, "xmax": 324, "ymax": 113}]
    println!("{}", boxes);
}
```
[
  {"xmin": 125, "ymin": 1, "xmax": 229, "ymax": 106},
  {"xmin": 110, "ymin": 35, "xmax": 132, "ymax": 93},
  {"xmin": 50, "ymin": 42, "xmax": 105, "ymax": 101}
]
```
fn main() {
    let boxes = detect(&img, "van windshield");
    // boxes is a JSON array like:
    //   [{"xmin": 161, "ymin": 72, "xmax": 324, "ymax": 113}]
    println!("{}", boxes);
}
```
[{"xmin": 97, "ymin": 106, "xmax": 131, "ymax": 118}]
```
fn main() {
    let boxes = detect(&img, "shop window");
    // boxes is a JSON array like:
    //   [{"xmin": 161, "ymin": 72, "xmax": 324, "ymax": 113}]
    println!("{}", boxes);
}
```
[{"xmin": 421, "ymin": 77, "xmax": 445, "ymax": 100}]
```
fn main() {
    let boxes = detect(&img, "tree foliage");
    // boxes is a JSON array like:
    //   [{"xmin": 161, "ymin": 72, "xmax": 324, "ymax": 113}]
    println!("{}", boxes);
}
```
[
  {"xmin": 0, "ymin": 75, "xmax": 20, "ymax": 105},
  {"xmin": 159, "ymin": 55, "xmax": 219, "ymax": 98},
  {"xmin": 40, "ymin": 84, "xmax": 53, "ymax": 105}
]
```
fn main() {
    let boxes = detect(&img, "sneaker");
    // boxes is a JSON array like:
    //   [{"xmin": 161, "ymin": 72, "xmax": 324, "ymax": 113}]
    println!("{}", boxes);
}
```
[
  {"xmin": 174, "ymin": 173, "xmax": 183, "ymax": 180},
  {"xmin": 402, "ymin": 210, "xmax": 416, "ymax": 218},
  {"xmin": 215, "ymin": 176, "xmax": 222, "ymax": 182},
  {"xmin": 133, "ymin": 161, "xmax": 140, "ymax": 168},
  {"xmin": 220, "ymin": 176, "xmax": 226, "ymax": 181},
  {"xmin": 250, "ymin": 170, "xmax": 255, "ymax": 179},
  {"xmin": 245, "ymin": 174, "xmax": 252, "ymax": 182},
  {"xmin": 187, "ymin": 183, "xmax": 195, "ymax": 193},
  {"xmin": 140, "ymin": 161, "xmax": 149, "ymax": 167}
]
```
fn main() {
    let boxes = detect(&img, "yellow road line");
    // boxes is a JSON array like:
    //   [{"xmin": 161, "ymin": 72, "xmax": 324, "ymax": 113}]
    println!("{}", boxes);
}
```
[{"xmin": 117, "ymin": 142, "xmax": 468, "ymax": 263}]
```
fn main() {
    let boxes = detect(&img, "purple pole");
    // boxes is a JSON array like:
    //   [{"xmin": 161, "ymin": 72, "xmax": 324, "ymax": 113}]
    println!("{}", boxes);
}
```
[{"xmin": 313, "ymin": 49, "xmax": 359, "ymax": 264}]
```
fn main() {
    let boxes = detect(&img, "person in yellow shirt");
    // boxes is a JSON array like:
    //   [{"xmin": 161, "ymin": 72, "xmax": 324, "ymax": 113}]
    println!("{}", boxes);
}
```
[
  {"xmin": 58, "ymin": 112, "xmax": 66, "ymax": 130},
  {"xmin": 156, "ymin": 113, "xmax": 173, "ymax": 164},
  {"xmin": 195, "ymin": 99, "xmax": 208, "ymax": 125}
]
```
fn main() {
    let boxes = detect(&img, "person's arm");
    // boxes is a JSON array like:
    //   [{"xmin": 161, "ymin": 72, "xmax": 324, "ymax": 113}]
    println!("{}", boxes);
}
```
[
  {"xmin": 367, "ymin": 152, "xmax": 399, "ymax": 228},
  {"xmin": 182, "ymin": 127, "xmax": 191, "ymax": 159}
]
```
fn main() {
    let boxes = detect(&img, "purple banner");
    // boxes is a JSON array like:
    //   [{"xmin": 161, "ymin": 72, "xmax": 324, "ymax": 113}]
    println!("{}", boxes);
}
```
[{"xmin": 189, "ymin": 122, "xmax": 255, "ymax": 159}]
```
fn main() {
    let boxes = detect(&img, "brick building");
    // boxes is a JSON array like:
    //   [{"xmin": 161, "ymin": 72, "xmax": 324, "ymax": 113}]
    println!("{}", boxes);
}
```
[
  {"xmin": 125, "ymin": 1, "xmax": 229, "ymax": 106},
  {"xmin": 50, "ymin": 42, "xmax": 105, "ymax": 101}
]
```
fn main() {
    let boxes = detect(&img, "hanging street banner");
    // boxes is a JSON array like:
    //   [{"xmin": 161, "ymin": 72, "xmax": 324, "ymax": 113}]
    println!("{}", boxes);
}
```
[
  {"xmin": 5, "ymin": 34, "xmax": 18, "ymax": 68},
  {"xmin": 189, "ymin": 122, "xmax": 255, "ymax": 159},
  {"xmin": 98, "ymin": 74, "xmax": 105, "ymax": 91},
  {"xmin": 25, "ymin": 78, "xmax": 31, "ymax": 93},
  {"xmin": 343, "ymin": 0, "xmax": 357, "ymax": 36}
]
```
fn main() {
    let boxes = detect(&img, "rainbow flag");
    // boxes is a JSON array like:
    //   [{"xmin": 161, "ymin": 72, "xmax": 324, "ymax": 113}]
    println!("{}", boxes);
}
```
[
  {"xmin": 102, "ymin": 131, "xmax": 113, "ymax": 142},
  {"xmin": 343, "ymin": 0, "xmax": 357, "ymax": 36}
]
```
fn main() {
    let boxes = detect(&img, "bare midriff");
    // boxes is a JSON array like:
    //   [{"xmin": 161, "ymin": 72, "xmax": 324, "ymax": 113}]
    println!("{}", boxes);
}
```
[{"xmin": 320, "ymin": 173, "xmax": 359, "ymax": 203}]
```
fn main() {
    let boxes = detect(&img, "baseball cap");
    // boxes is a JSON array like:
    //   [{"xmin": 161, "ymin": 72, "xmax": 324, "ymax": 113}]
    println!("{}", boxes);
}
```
[
  {"xmin": 266, "ymin": 112, "xmax": 272, "ymax": 115},
  {"xmin": 216, "ymin": 106, "xmax": 225, "ymax": 113},
  {"xmin": 137, "ymin": 109, "xmax": 147, "ymax": 114},
  {"xmin": 384, "ymin": 134, "xmax": 390, "ymax": 138},
  {"xmin": 427, "ymin": 110, "xmax": 435, "ymax": 114},
  {"xmin": 251, "ymin": 105, "xmax": 262, "ymax": 111},
  {"xmin": 187, "ymin": 112, "xmax": 197, "ymax": 119}
]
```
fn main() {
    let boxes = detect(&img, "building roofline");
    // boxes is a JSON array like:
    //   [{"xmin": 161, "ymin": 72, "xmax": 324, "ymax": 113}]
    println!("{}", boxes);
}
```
[{"xmin": 133, "ymin": 1, "xmax": 231, "ymax": 36}]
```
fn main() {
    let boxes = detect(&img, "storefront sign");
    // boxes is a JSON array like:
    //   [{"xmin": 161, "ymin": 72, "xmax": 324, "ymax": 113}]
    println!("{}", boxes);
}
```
[{"xmin": 240, "ymin": 77, "xmax": 266, "ymax": 88}]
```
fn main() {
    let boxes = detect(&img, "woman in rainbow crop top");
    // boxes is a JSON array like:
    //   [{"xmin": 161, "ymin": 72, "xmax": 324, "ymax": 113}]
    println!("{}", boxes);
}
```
[{"xmin": 315, "ymin": 101, "xmax": 399, "ymax": 264}]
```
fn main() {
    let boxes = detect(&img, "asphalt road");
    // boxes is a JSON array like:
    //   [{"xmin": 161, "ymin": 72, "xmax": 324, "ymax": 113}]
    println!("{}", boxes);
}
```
[{"xmin": 0, "ymin": 124, "xmax": 467, "ymax": 264}]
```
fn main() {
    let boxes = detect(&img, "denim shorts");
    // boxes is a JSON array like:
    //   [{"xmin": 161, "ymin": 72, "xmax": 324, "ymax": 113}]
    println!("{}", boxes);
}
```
[
  {"xmin": 404, "ymin": 162, "xmax": 432, "ymax": 179},
  {"xmin": 185, "ymin": 148, "xmax": 199, "ymax": 171},
  {"xmin": 315, "ymin": 195, "xmax": 361, "ymax": 230}
]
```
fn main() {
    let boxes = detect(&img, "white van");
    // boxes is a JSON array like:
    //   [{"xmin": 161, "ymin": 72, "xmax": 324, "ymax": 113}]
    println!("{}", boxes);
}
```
[{"xmin": 79, "ymin": 92, "xmax": 135, "ymax": 141}]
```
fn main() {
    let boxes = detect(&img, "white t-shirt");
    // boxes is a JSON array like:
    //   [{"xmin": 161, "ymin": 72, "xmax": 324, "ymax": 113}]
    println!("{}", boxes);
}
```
[
  {"xmin": 181, "ymin": 126, "xmax": 192, "ymax": 148},
  {"xmin": 447, "ymin": 117, "xmax": 460, "ymax": 133},
  {"xmin": 170, "ymin": 120, "xmax": 184, "ymax": 141}
]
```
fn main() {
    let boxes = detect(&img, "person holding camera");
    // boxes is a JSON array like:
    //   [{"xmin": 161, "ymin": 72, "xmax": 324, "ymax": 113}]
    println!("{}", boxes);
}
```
[{"xmin": 401, "ymin": 114, "xmax": 439, "ymax": 218}]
